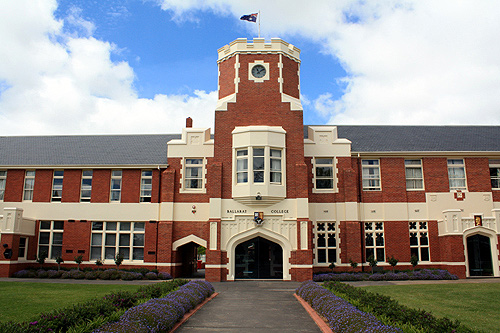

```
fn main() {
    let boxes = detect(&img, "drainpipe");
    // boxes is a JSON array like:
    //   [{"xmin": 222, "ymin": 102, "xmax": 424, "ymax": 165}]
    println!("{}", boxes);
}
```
[{"xmin": 356, "ymin": 153, "xmax": 365, "ymax": 272}]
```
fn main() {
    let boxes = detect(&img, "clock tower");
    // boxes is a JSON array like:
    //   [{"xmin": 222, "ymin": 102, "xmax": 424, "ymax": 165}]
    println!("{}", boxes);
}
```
[{"xmin": 206, "ymin": 38, "xmax": 313, "ymax": 282}]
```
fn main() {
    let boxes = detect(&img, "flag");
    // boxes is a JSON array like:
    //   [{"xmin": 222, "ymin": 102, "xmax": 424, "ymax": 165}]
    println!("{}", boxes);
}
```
[{"xmin": 240, "ymin": 13, "xmax": 258, "ymax": 23}]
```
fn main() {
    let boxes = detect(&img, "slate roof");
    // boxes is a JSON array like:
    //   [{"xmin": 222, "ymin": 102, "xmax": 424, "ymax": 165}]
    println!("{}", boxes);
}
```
[
  {"xmin": 1, "ymin": 126, "xmax": 499, "ymax": 166},
  {"xmin": 306, "ymin": 125, "xmax": 500, "ymax": 152},
  {"xmin": 0, "ymin": 134, "xmax": 180, "ymax": 166}
]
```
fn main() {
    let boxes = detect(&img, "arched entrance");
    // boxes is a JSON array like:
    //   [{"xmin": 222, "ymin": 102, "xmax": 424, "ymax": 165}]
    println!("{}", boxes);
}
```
[
  {"xmin": 467, "ymin": 234, "xmax": 493, "ymax": 276},
  {"xmin": 235, "ymin": 237, "xmax": 283, "ymax": 279}
]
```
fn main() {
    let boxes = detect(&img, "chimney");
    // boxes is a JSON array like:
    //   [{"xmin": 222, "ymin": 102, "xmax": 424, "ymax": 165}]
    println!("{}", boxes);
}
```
[{"xmin": 186, "ymin": 117, "xmax": 193, "ymax": 128}]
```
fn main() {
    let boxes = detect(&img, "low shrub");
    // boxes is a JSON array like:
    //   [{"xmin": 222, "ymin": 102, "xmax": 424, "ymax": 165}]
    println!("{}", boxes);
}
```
[
  {"xmin": 158, "ymin": 272, "xmax": 173, "ymax": 280},
  {"xmin": 296, "ymin": 281, "xmax": 401, "ymax": 332},
  {"xmin": 13, "ymin": 270, "xmax": 36, "ymax": 278},
  {"xmin": 36, "ymin": 269, "xmax": 49, "ymax": 279},
  {"xmin": 85, "ymin": 271, "xmax": 99, "ymax": 280},
  {"xmin": 314, "ymin": 269, "xmax": 458, "ymax": 282},
  {"xmin": 61, "ymin": 270, "xmax": 85, "ymax": 279},
  {"xmin": 96, "ymin": 280, "xmax": 214, "ymax": 333},
  {"xmin": 145, "ymin": 272, "xmax": 159, "ymax": 280},
  {"xmin": 47, "ymin": 270, "xmax": 63, "ymax": 279},
  {"xmin": 324, "ymin": 281, "xmax": 473, "ymax": 332}
]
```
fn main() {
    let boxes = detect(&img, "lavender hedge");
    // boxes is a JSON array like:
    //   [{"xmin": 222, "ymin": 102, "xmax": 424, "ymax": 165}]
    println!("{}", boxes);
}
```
[
  {"xmin": 13, "ymin": 268, "xmax": 173, "ymax": 281},
  {"xmin": 314, "ymin": 269, "xmax": 458, "ymax": 282},
  {"xmin": 296, "ymin": 281, "xmax": 402, "ymax": 332},
  {"xmin": 96, "ymin": 280, "xmax": 215, "ymax": 332}
]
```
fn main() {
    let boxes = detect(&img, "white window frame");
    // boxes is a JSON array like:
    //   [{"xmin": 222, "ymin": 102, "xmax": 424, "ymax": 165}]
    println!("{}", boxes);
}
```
[
  {"xmin": 90, "ymin": 221, "xmax": 145, "ymax": 262},
  {"xmin": 270, "ymin": 149, "xmax": 282, "ymax": 184},
  {"xmin": 140, "ymin": 170, "xmax": 153, "ymax": 202},
  {"xmin": 236, "ymin": 149, "xmax": 249, "ymax": 184},
  {"xmin": 489, "ymin": 159, "xmax": 500, "ymax": 190},
  {"xmin": 448, "ymin": 159, "xmax": 467, "ymax": 191},
  {"xmin": 0, "ymin": 170, "xmax": 6, "ymax": 201},
  {"xmin": 110, "ymin": 170, "xmax": 122, "ymax": 202},
  {"xmin": 409, "ymin": 221, "xmax": 430, "ymax": 262},
  {"xmin": 235, "ymin": 147, "xmax": 283, "ymax": 185},
  {"xmin": 365, "ymin": 222, "xmax": 385, "ymax": 262},
  {"xmin": 182, "ymin": 158, "xmax": 205, "ymax": 191},
  {"xmin": 38, "ymin": 220, "xmax": 64, "ymax": 259},
  {"xmin": 23, "ymin": 170, "xmax": 36, "ymax": 201},
  {"xmin": 80, "ymin": 170, "xmax": 93, "ymax": 202},
  {"xmin": 362, "ymin": 159, "xmax": 381, "ymax": 191},
  {"xmin": 313, "ymin": 158, "xmax": 335, "ymax": 192},
  {"xmin": 405, "ymin": 159, "xmax": 424, "ymax": 190},
  {"xmin": 51, "ymin": 170, "xmax": 64, "ymax": 202},
  {"xmin": 313, "ymin": 221, "xmax": 338, "ymax": 265}
]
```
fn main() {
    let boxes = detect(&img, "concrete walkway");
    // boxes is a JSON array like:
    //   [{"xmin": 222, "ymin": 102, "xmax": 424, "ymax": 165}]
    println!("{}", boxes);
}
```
[{"xmin": 176, "ymin": 281, "xmax": 322, "ymax": 332}]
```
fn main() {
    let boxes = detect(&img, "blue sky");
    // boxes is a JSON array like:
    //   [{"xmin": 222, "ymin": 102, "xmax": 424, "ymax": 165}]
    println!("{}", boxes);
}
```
[{"xmin": 1, "ymin": 0, "xmax": 500, "ymax": 135}]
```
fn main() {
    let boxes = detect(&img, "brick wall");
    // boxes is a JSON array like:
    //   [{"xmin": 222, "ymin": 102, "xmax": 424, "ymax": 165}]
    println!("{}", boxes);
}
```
[
  {"xmin": 3, "ymin": 169, "xmax": 24, "ymax": 202},
  {"xmin": 33, "ymin": 169, "xmax": 53, "ymax": 202},
  {"xmin": 62, "ymin": 220, "xmax": 92, "ymax": 261},
  {"xmin": 61, "ymin": 170, "xmax": 81, "ymax": 203},
  {"xmin": 91, "ymin": 169, "xmax": 111, "ymax": 203},
  {"xmin": 121, "ymin": 169, "xmax": 140, "ymax": 203}
]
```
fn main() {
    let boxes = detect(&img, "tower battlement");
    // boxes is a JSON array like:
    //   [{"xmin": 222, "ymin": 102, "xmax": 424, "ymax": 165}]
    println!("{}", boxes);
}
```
[{"xmin": 217, "ymin": 38, "xmax": 300, "ymax": 63}]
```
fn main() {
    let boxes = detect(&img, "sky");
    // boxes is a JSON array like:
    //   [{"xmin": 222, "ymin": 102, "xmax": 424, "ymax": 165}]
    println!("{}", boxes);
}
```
[{"xmin": 1, "ymin": 0, "xmax": 500, "ymax": 136}]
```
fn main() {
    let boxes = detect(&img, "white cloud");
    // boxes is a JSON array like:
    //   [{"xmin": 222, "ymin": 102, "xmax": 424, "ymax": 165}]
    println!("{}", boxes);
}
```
[
  {"xmin": 158, "ymin": 0, "xmax": 500, "ymax": 125},
  {"xmin": 0, "ymin": 0, "xmax": 216, "ymax": 135}
]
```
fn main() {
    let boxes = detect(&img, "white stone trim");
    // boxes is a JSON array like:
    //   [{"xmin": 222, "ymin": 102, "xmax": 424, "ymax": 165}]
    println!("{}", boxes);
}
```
[{"xmin": 172, "ymin": 234, "xmax": 207, "ymax": 251}]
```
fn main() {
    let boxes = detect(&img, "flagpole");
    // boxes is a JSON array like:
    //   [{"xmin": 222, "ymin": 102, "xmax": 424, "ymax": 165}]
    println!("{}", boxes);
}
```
[{"xmin": 258, "ymin": 11, "xmax": 261, "ymax": 38}]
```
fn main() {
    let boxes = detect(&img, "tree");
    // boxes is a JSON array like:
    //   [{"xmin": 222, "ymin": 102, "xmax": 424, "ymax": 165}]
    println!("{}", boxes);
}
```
[
  {"xmin": 367, "ymin": 255, "xmax": 377, "ymax": 274},
  {"xmin": 74, "ymin": 255, "xmax": 83, "ymax": 270},
  {"xmin": 388, "ymin": 256, "xmax": 399, "ymax": 272},
  {"xmin": 36, "ymin": 252, "xmax": 47, "ymax": 268},
  {"xmin": 114, "ymin": 252, "xmax": 124, "ymax": 269},
  {"xmin": 328, "ymin": 262, "xmax": 336, "ymax": 273},
  {"xmin": 410, "ymin": 255, "xmax": 419, "ymax": 271},
  {"xmin": 349, "ymin": 259, "xmax": 358, "ymax": 272},
  {"xmin": 55, "ymin": 256, "xmax": 64, "ymax": 271},
  {"xmin": 95, "ymin": 259, "xmax": 103, "ymax": 267}
]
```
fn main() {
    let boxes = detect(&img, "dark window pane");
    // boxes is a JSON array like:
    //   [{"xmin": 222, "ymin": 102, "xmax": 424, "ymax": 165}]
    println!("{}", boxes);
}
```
[
  {"xmin": 133, "ymin": 248, "xmax": 144, "ymax": 260},
  {"xmin": 376, "ymin": 248, "xmax": 385, "ymax": 262},
  {"xmin": 420, "ymin": 233, "xmax": 428, "ymax": 246},
  {"xmin": 328, "ymin": 249, "xmax": 336, "ymax": 262},
  {"xmin": 317, "ymin": 249, "xmax": 326, "ymax": 263},
  {"xmin": 316, "ymin": 179, "xmax": 333, "ymax": 189},
  {"xmin": 410, "ymin": 232, "xmax": 418, "ymax": 246},
  {"xmin": 317, "ymin": 234, "xmax": 326, "ymax": 247},
  {"xmin": 420, "ymin": 248, "xmax": 430, "ymax": 261},
  {"xmin": 365, "ymin": 234, "xmax": 373, "ymax": 247},
  {"xmin": 327, "ymin": 234, "xmax": 336, "ymax": 247},
  {"xmin": 366, "ymin": 248, "xmax": 374, "ymax": 261},
  {"xmin": 39, "ymin": 232, "xmax": 50, "ymax": 244}
]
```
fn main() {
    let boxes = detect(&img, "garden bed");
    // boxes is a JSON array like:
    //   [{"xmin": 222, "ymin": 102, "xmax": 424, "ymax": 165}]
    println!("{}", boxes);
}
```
[
  {"xmin": 313, "ymin": 269, "xmax": 458, "ymax": 282},
  {"xmin": 13, "ymin": 267, "xmax": 172, "ymax": 281},
  {"xmin": 0, "ymin": 279, "xmax": 211, "ymax": 332}
]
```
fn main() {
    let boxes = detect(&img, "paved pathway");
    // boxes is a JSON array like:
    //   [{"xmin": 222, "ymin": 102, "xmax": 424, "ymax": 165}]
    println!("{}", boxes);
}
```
[{"xmin": 176, "ymin": 281, "xmax": 322, "ymax": 332}]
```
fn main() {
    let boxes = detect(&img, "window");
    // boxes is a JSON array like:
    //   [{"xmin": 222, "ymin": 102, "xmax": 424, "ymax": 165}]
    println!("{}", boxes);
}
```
[
  {"xmin": 235, "ymin": 147, "xmax": 283, "ymax": 184},
  {"xmin": 405, "ymin": 159, "xmax": 424, "ymax": 190},
  {"xmin": 365, "ymin": 222, "xmax": 385, "ymax": 262},
  {"xmin": 80, "ymin": 170, "xmax": 92, "ymax": 202},
  {"xmin": 270, "ymin": 149, "xmax": 282, "ymax": 183},
  {"xmin": 51, "ymin": 170, "xmax": 64, "ymax": 202},
  {"xmin": 140, "ymin": 170, "xmax": 152, "ymax": 202},
  {"xmin": 314, "ymin": 222, "xmax": 337, "ymax": 264},
  {"xmin": 0, "ymin": 170, "xmax": 6, "ymax": 200},
  {"xmin": 184, "ymin": 159, "xmax": 204, "ymax": 189},
  {"xmin": 18, "ymin": 237, "xmax": 27, "ymax": 260},
  {"xmin": 90, "ymin": 222, "xmax": 145, "ymax": 261},
  {"xmin": 236, "ymin": 149, "xmax": 248, "ymax": 183},
  {"xmin": 362, "ymin": 160, "xmax": 381, "ymax": 191},
  {"xmin": 23, "ymin": 170, "xmax": 35, "ymax": 201},
  {"xmin": 110, "ymin": 170, "xmax": 122, "ymax": 202},
  {"xmin": 38, "ymin": 221, "xmax": 64, "ymax": 259},
  {"xmin": 490, "ymin": 159, "xmax": 500, "ymax": 190},
  {"xmin": 253, "ymin": 148, "xmax": 265, "ymax": 183},
  {"xmin": 315, "ymin": 158, "xmax": 334, "ymax": 189},
  {"xmin": 448, "ymin": 159, "xmax": 466, "ymax": 191},
  {"xmin": 409, "ymin": 221, "xmax": 430, "ymax": 261}
]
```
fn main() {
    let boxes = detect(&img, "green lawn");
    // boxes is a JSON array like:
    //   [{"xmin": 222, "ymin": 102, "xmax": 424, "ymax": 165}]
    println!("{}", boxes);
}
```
[
  {"xmin": 0, "ymin": 282, "xmax": 139, "ymax": 322},
  {"xmin": 361, "ymin": 283, "xmax": 500, "ymax": 332}
]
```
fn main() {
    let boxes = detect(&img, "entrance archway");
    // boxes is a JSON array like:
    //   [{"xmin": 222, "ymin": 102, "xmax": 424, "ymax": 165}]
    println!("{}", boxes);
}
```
[
  {"xmin": 467, "ymin": 234, "xmax": 493, "ymax": 276},
  {"xmin": 235, "ymin": 237, "xmax": 283, "ymax": 279}
]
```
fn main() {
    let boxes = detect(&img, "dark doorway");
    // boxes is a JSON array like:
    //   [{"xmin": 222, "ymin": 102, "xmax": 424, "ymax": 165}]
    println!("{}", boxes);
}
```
[
  {"xmin": 467, "ymin": 234, "xmax": 493, "ymax": 276},
  {"xmin": 235, "ymin": 237, "xmax": 283, "ymax": 279},
  {"xmin": 178, "ymin": 242, "xmax": 205, "ymax": 278}
]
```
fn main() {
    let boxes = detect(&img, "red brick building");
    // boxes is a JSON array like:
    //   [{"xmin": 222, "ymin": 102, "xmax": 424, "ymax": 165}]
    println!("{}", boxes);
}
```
[{"xmin": 1, "ymin": 38, "xmax": 500, "ymax": 280}]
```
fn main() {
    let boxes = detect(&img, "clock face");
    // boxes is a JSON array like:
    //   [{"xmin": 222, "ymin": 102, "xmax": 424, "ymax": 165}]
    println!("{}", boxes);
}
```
[{"xmin": 251, "ymin": 64, "xmax": 266, "ymax": 78}]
